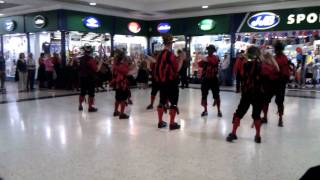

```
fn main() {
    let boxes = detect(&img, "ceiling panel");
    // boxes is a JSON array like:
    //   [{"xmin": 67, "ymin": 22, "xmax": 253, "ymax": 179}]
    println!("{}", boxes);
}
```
[
  {"xmin": 0, "ymin": 2, "xmax": 21, "ymax": 10},
  {"xmin": 159, "ymin": 0, "xmax": 300, "ymax": 14},
  {"xmin": 1, "ymin": 0, "xmax": 320, "ymax": 20}
]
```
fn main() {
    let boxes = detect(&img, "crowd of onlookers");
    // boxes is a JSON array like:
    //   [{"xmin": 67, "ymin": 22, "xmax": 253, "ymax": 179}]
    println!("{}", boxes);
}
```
[{"xmin": 1, "ymin": 47, "xmax": 319, "ymax": 94}]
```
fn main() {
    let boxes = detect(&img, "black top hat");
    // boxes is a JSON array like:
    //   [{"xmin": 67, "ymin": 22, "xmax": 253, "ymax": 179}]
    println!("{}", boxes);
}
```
[
  {"xmin": 206, "ymin": 45, "xmax": 217, "ymax": 52},
  {"xmin": 83, "ymin": 44, "xmax": 93, "ymax": 53}
]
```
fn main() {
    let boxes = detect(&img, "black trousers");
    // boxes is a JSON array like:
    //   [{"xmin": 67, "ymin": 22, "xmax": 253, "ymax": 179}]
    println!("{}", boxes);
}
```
[
  {"xmin": 236, "ymin": 73, "xmax": 241, "ymax": 91},
  {"xmin": 151, "ymin": 80, "xmax": 160, "ymax": 96},
  {"xmin": 46, "ymin": 71, "xmax": 53, "ymax": 89},
  {"xmin": 159, "ymin": 80, "xmax": 179, "ymax": 107},
  {"xmin": 180, "ymin": 70, "xmax": 189, "ymax": 88},
  {"xmin": 235, "ymin": 92, "xmax": 263, "ymax": 120},
  {"xmin": 80, "ymin": 77, "xmax": 95, "ymax": 97},
  {"xmin": 115, "ymin": 88, "xmax": 129, "ymax": 101},
  {"xmin": 274, "ymin": 80, "xmax": 286, "ymax": 113},
  {"xmin": 27, "ymin": 70, "xmax": 35, "ymax": 90},
  {"xmin": 201, "ymin": 78, "xmax": 220, "ymax": 102}
]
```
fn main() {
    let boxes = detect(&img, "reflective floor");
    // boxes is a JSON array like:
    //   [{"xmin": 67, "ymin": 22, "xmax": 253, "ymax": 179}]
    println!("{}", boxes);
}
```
[{"xmin": 0, "ymin": 88, "xmax": 319, "ymax": 180}]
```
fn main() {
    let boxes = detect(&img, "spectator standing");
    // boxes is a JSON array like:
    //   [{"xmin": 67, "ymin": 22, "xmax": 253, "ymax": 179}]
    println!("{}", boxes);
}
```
[
  {"xmin": 27, "ymin": 53, "xmax": 36, "ymax": 91},
  {"xmin": 179, "ymin": 49, "xmax": 189, "ymax": 89},
  {"xmin": 37, "ymin": 53, "xmax": 46, "ymax": 89},
  {"xmin": 0, "ymin": 54, "xmax": 6, "ymax": 93},
  {"xmin": 44, "ymin": 54, "xmax": 54, "ymax": 89},
  {"xmin": 17, "ymin": 53, "xmax": 28, "ymax": 92}
]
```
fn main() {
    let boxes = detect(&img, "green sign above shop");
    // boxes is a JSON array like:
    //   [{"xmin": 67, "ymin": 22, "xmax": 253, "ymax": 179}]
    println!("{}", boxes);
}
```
[
  {"xmin": 240, "ymin": 6, "xmax": 320, "ymax": 32},
  {"xmin": 198, "ymin": 19, "xmax": 216, "ymax": 31},
  {"xmin": 0, "ymin": 16, "xmax": 24, "ymax": 34}
]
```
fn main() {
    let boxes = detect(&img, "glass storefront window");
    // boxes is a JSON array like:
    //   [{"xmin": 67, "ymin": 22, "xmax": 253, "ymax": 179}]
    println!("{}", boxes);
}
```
[
  {"xmin": 190, "ymin": 35, "xmax": 231, "ymax": 78},
  {"xmin": 3, "ymin": 33, "xmax": 28, "ymax": 77},
  {"xmin": 150, "ymin": 35, "xmax": 186, "ymax": 54},
  {"xmin": 114, "ymin": 35, "xmax": 147, "ymax": 57},
  {"xmin": 66, "ymin": 31, "xmax": 111, "ymax": 58},
  {"xmin": 235, "ymin": 31, "xmax": 320, "ymax": 88},
  {"xmin": 29, "ymin": 31, "xmax": 62, "ymax": 72}
]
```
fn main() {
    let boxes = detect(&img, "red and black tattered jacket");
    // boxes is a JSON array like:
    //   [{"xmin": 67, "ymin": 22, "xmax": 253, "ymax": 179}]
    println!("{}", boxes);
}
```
[
  {"xmin": 154, "ymin": 49, "xmax": 179, "ymax": 82},
  {"xmin": 198, "ymin": 55, "xmax": 219, "ymax": 80},
  {"xmin": 79, "ymin": 55, "xmax": 97, "ymax": 78},
  {"xmin": 261, "ymin": 63, "xmax": 279, "ymax": 93},
  {"xmin": 240, "ymin": 60, "xmax": 263, "ymax": 94},
  {"xmin": 111, "ymin": 62, "xmax": 129, "ymax": 90},
  {"xmin": 233, "ymin": 57, "xmax": 245, "ymax": 76},
  {"xmin": 275, "ymin": 54, "xmax": 290, "ymax": 81},
  {"xmin": 150, "ymin": 62, "xmax": 157, "ymax": 81}
]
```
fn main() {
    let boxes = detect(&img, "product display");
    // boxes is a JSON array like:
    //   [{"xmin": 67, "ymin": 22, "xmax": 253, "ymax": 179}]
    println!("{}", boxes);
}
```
[
  {"xmin": 67, "ymin": 31, "xmax": 111, "ymax": 57},
  {"xmin": 3, "ymin": 34, "xmax": 28, "ymax": 77},
  {"xmin": 114, "ymin": 35, "xmax": 147, "ymax": 57}
]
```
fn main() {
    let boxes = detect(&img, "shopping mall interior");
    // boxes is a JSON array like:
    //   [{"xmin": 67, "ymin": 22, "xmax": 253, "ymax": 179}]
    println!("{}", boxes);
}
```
[{"xmin": 1, "ymin": 0, "xmax": 320, "ymax": 180}]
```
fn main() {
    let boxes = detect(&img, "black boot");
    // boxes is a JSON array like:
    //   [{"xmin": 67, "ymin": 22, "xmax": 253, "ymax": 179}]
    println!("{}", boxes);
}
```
[
  {"xmin": 278, "ymin": 117, "xmax": 283, "ymax": 127},
  {"xmin": 158, "ymin": 121, "xmax": 167, "ymax": 129},
  {"xmin": 262, "ymin": 117, "xmax": 268, "ymax": 124},
  {"xmin": 88, "ymin": 107, "xmax": 98, "ymax": 112},
  {"xmin": 119, "ymin": 113, "xmax": 129, "ymax": 119},
  {"xmin": 254, "ymin": 136, "xmax": 261, "ymax": 144},
  {"xmin": 169, "ymin": 122, "xmax": 181, "ymax": 130},
  {"xmin": 201, "ymin": 111, "xmax": 208, "ymax": 117},
  {"xmin": 146, "ymin": 104, "xmax": 153, "ymax": 110},
  {"xmin": 78, "ymin": 105, "xmax": 83, "ymax": 111},
  {"xmin": 226, "ymin": 133, "xmax": 238, "ymax": 142}
]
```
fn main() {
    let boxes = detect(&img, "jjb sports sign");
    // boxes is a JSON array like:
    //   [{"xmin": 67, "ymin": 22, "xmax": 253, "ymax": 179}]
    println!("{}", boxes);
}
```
[
  {"xmin": 248, "ymin": 12, "xmax": 280, "ymax": 30},
  {"xmin": 241, "ymin": 7, "xmax": 320, "ymax": 32}
]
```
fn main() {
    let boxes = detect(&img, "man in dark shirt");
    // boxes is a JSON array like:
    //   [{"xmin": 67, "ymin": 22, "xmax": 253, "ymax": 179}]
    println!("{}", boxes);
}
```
[
  {"xmin": 78, "ymin": 45, "xmax": 98, "ymax": 112},
  {"xmin": 0, "ymin": 54, "xmax": 6, "ymax": 93}
]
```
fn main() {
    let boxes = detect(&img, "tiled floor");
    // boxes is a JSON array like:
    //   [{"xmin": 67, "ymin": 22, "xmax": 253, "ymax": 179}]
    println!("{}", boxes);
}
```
[
  {"xmin": 2, "ymin": 82, "xmax": 320, "ymax": 105},
  {"xmin": 0, "ymin": 88, "xmax": 319, "ymax": 180},
  {"xmin": 0, "ymin": 82, "xmax": 79, "ymax": 104}
]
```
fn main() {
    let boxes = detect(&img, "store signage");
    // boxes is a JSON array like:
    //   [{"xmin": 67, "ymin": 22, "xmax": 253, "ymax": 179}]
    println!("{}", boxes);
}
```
[
  {"xmin": 128, "ymin": 22, "xmax": 141, "ymax": 33},
  {"xmin": 247, "ymin": 12, "xmax": 280, "ymax": 30},
  {"xmin": 33, "ymin": 15, "xmax": 47, "ymax": 28},
  {"xmin": 83, "ymin": 16, "xmax": 101, "ymax": 29},
  {"xmin": 198, "ymin": 19, "xmax": 215, "ymax": 31},
  {"xmin": 4, "ymin": 20, "xmax": 16, "ymax": 32},
  {"xmin": 287, "ymin": 13, "xmax": 320, "ymax": 25},
  {"xmin": 157, "ymin": 23, "xmax": 171, "ymax": 33}
]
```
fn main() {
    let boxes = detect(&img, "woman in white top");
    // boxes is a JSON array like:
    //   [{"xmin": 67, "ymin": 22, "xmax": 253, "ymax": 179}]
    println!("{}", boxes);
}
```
[{"xmin": 16, "ymin": 53, "xmax": 28, "ymax": 92}]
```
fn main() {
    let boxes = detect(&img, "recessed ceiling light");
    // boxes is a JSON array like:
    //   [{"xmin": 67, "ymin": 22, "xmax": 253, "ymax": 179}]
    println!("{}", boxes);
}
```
[
  {"xmin": 202, "ymin": 5, "xmax": 209, "ymax": 9},
  {"xmin": 89, "ymin": 2, "xmax": 96, "ymax": 6},
  {"xmin": 0, "ymin": 1, "xmax": 5, "ymax": 4}
]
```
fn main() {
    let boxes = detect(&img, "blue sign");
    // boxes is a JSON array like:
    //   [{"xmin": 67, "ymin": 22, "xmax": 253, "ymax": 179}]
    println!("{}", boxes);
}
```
[
  {"xmin": 83, "ymin": 16, "xmax": 101, "ymax": 29},
  {"xmin": 157, "ymin": 23, "xmax": 171, "ymax": 33},
  {"xmin": 4, "ymin": 20, "xmax": 16, "ymax": 32},
  {"xmin": 247, "ymin": 12, "xmax": 280, "ymax": 30}
]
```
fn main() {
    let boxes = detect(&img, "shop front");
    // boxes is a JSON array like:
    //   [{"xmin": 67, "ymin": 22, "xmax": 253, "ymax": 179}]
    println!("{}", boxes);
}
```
[
  {"xmin": 149, "ymin": 20, "xmax": 186, "ymax": 54},
  {"xmin": 0, "ymin": 16, "xmax": 26, "ymax": 78},
  {"xmin": 63, "ymin": 10, "xmax": 113, "ymax": 59},
  {"xmin": 237, "ymin": 7, "xmax": 320, "ymax": 88},
  {"xmin": 183, "ymin": 15, "xmax": 232, "ymax": 83},
  {"xmin": 114, "ymin": 18, "xmax": 148, "ymax": 58},
  {"xmin": 25, "ymin": 11, "xmax": 62, "ymax": 69}
]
